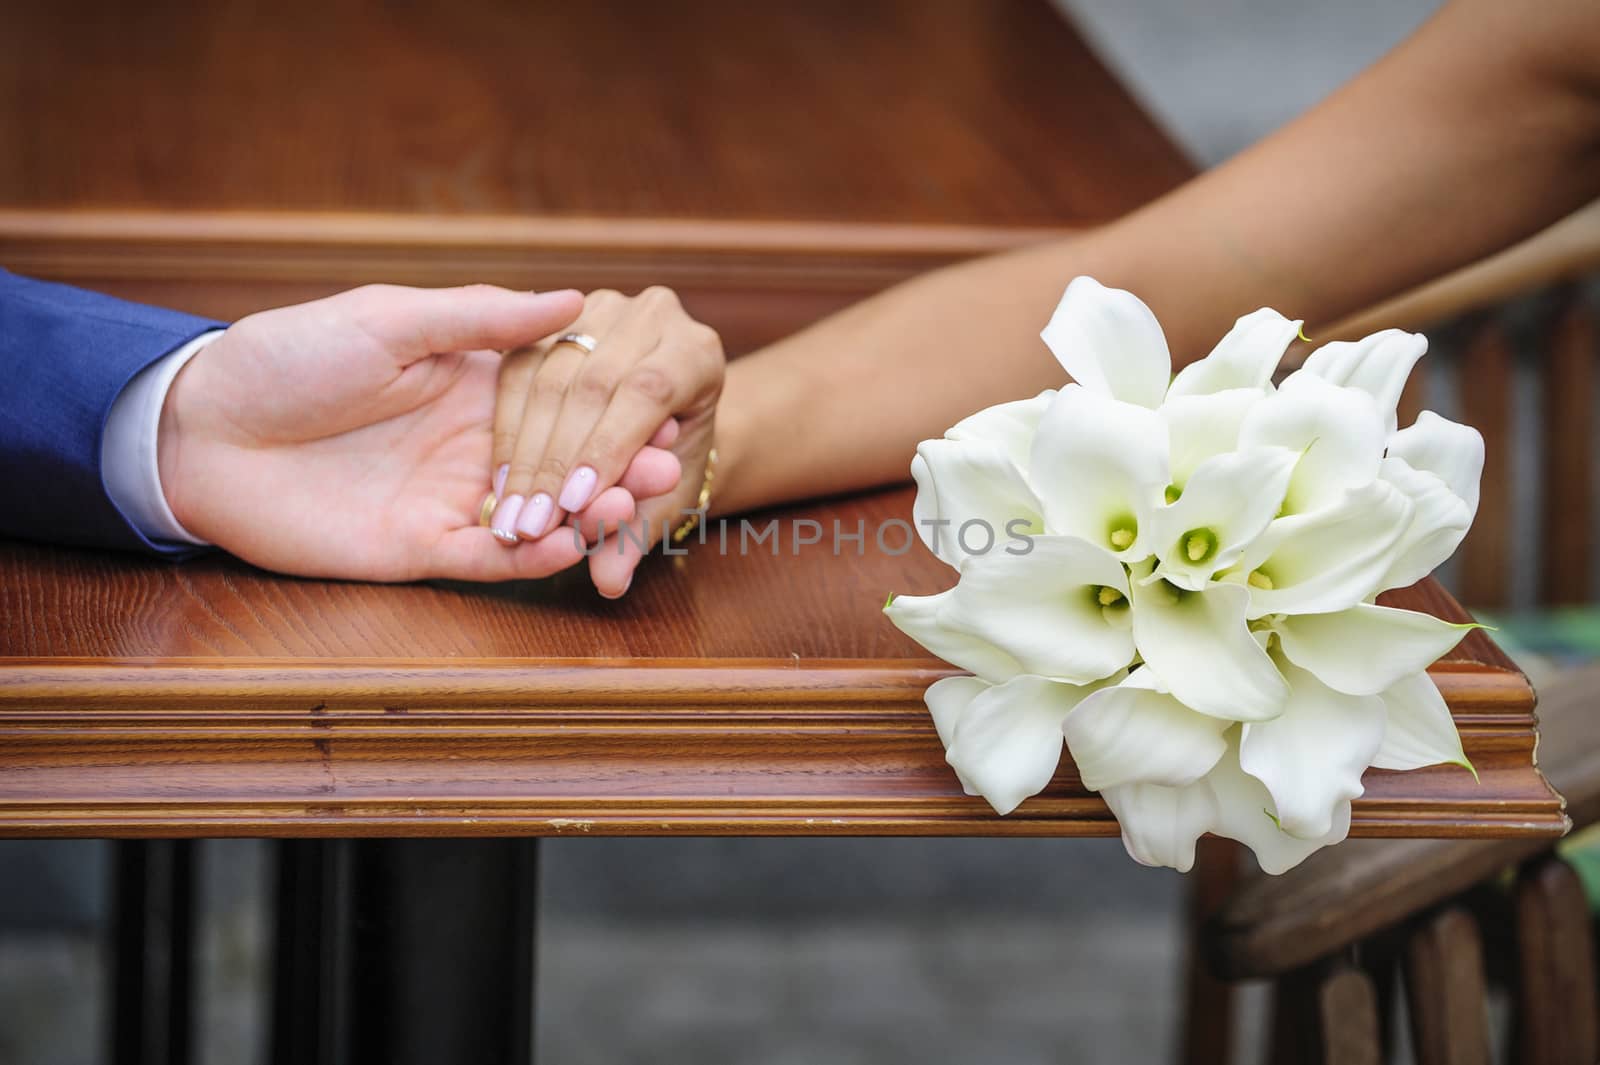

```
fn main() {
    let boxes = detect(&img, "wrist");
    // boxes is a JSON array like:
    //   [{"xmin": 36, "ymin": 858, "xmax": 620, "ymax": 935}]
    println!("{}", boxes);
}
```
[{"xmin": 156, "ymin": 338, "xmax": 207, "ymax": 538}]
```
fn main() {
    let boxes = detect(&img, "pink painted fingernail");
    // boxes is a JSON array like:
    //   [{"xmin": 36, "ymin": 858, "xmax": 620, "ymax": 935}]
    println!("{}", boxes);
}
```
[
  {"xmin": 515, "ymin": 493, "xmax": 553, "ymax": 539},
  {"xmin": 489, "ymin": 494, "xmax": 525, "ymax": 544},
  {"xmin": 558, "ymin": 466, "xmax": 597, "ymax": 512},
  {"xmin": 493, "ymin": 464, "xmax": 509, "ymax": 497}
]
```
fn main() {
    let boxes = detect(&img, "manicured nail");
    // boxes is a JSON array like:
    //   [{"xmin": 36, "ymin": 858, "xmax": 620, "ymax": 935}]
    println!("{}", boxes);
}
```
[
  {"xmin": 493, "ymin": 464, "xmax": 509, "ymax": 497},
  {"xmin": 558, "ymin": 466, "xmax": 597, "ymax": 512},
  {"xmin": 489, "ymin": 494, "xmax": 525, "ymax": 544},
  {"xmin": 515, "ymin": 493, "xmax": 553, "ymax": 539},
  {"xmin": 600, "ymin": 573, "xmax": 633, "ymax": 600}
]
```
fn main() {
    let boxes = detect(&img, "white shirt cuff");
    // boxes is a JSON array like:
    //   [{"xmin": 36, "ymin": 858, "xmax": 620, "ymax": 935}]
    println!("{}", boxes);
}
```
[{"xmin": 101, "ymin": 330, "xmax": 223, "ymax": 547}]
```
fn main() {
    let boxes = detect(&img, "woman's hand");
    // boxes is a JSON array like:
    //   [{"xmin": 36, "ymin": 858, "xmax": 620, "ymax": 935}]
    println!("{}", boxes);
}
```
[{"xmin": 490, "ymin": 286, "xmax": 725, "ymax": 597}]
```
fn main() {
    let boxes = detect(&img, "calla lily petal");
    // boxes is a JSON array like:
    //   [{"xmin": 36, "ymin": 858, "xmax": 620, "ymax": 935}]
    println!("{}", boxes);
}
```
[
  {"xmin": 1239, "ymin": 372, "xmax": 1387, "ymax": 516},
  {"xmin": 940, "ymin": 535, "xmax": 1135, "ymax": 683},
  {"xmin": 946, "ymin": 390, "xmax": 1057, "ymax": 475},
  {"xmin": 1102, "ymin": 731, "xmax": 1352, "ymax": 875},
  {"xmin": 1239, "ymin": 656, "xmax": 1386, "ymax": 838},
  {"xmin": 884, "ymin": 590, "xmax": 1023, "ymax": 685},
  {"xmin": 1376, "ymin": 456, "xmax": 1474, "ymax": 592},
  {"xmin": 1301, "ymin": 329, "xmax": 1427, "ymax": 436},
  {"xmin": 1100, "ymin": 776, "xmax": 1219, "ymax": 872},
  {"xmin": 1130, "ymin": 577, "xmax": 1288, "ymax": 721},
  {"xmin": 1150, "ymin": 445, "xmax": 1299, "ymax": 589},
  {"xmin": 1030, "ymin": 385, "xmax": 1170, "ymax": 559},
  {"xmin": 1065, "ymin": 669, "xmax": 1230, "ymax": 791},
  {"xmin": 1232, "ymin": 479, "xmax": 1414, "ymax": 619},
  {"xmin": 1274, "ymin": 603, "xmax": 1471, "ymax": 696},
  {"xmin": 1168, "ymin": 308, "xmax": 1301, "ymax": 397},
  {"xmin": 1208, "ymin": 742, "xmax": 1354, "ymax": 875},
  {"xmin": 911, "ymin": 438, "xmax": 1043, "ymax": 570},
  {"xmin": 1372, "ymin": 671, "xmax": 1472, "ymax": 773},
  {"xmin": 945, "ymin": 674, "xmax": 1105, "ymax": 815},
  {"xmin": 1387, "ymin": 411, "xmax": 1483, "ymax": 515},
  {"xmin": 924, "ymin": 675, "xmax": 991, "ymax": 754},
  {"xmin": 1040, "ymin": 276, "xmax": 1171, "ymax": 409},
  {"xmin": 1162, "ymin": 389, "xmax": 1264, "ymax": 489}
]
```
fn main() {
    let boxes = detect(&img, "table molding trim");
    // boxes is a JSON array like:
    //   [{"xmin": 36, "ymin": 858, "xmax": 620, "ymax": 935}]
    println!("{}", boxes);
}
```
[
  {"xmin": 0, "ymin": 208, "xmax": 1070, "ymax": 292},
  {"xmin": 0, "ymin": 657, "xmax": 1564, "ymax": 840}
]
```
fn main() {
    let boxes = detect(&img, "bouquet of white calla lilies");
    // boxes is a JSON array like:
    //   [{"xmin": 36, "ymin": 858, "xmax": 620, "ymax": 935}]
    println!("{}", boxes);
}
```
[{"xmin": 886, "ymin": 276, "xmax": 1485, "ymax": 874}]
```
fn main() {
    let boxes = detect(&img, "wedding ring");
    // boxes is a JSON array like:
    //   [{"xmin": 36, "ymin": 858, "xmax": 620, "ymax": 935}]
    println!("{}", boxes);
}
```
[
  {"xmin": 479, "ymin": 492, "xmax": 498, "ymax": 527},
  {"xmin": 553, "ymin": 332, "xmax": 598, "ymax": 355}
]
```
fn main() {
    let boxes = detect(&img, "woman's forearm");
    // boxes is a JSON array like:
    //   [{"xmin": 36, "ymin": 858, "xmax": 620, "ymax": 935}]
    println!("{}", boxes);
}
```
[{"xmin": 713, "ymin": 0, "xmax": 1600, "ymax": 516}]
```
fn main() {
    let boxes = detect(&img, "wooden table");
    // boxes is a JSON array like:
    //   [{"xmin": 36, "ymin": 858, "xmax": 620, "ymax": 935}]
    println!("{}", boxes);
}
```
[
  {"xmin": 0, "ymin": 492, "xmax": 1566, "ymax": 1064},
  {"xmin": 0, "ymin": 2, "xmax": 1564, "ymax": 1061},
  {"xmin": 0, "ymin": 491, "xmax": 1565, "ymax": 838}
]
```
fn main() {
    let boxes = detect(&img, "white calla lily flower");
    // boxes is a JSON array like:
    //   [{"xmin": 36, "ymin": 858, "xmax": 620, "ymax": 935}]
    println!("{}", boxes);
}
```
[
  {"xmin": 1387, "ymin": 410, "xmax": 1484, "ymax": 515},
  {"xmin": 883, "ymin": 589, "xmax": 1024, "ymax": 685},
  {"xmin": 1238, "ymin": 372, "xmax": 1387, "ymax": 516},
  {"xmin": 1372, "ymin": 671, "xmax": 1473, "ymax": 775},
  {"xmin": 1168, "ymin": 308, "xmax": 1302, "ymax": 397},
  {"xmin": 1206, "ymin": 740, "xmax": 1354, "ymax": 876},
  {"xmin": 1375, "ymin": 456, "xmax": 1475, "ymax": 593},
  {"xmin": 1229, "ymin": 479, "xmax": 1415, "ymax": 619},
  {"xmin": 1162, "ymin": 388, "xmax": 1265, "ymax": 491},
  {"xmin": 1376, "ymin": 413, "xmax": 1483, "ymax": 592},
  {"xmin": 945, "ymin": 390, "xmax": 1057, "ymax": 476},
  {"xmin": 1129, "ymin": 571, "xmax": 1288, "ymax": 721},
  {"xmin": 1040, "ymin": 276, "xmax": 1171, "ymax": 409},
  {"xmin": 1030, "ymin": 385, "xmax": 1170, "ymax": 560},
  {"xmin": 926, "ymin": 673, "xmax": 1118, "ymax": 815},
  {"xmin": 1098, "ymin": 775, "xmax": 1220, "ymax": 873},
  {"xmin": 1100, "ymin": 732, "xmax": 1353, "ymax": 874},
  {"xmin": 1272, "ymin": 603, "xmax": 1471, "ymax": 696},
  {"xmin": 910, "ymin": 437, "xmax": 1043, "ymax": 570},
  {"xmin": 1064, "ymin": 668, "xmax": 1231, "ymax": 792},
  {"xmin": 1148, "ymin": 445, "xmax": 1299, "ymax": 590},
  {"xmin": 1300, "ymin": 328, "xmax": 1428, "ymax": 436},
  {"xmin": 890, "ymin": 277, "xmax": 1483, "ymax": 874},
  {"xmin": 1238, "ymin": 653, "xmax": 1386, "ymax": 838},
  {"xmin": 890, "ymin": 536, "xmax": 1135, "ymax": 684}
]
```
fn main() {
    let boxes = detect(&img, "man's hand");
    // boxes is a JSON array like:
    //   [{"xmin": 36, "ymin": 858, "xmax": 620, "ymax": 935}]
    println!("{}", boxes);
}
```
[{"xmin": 156, "ymin": 284, "xmax": 681, "ymax": 582}]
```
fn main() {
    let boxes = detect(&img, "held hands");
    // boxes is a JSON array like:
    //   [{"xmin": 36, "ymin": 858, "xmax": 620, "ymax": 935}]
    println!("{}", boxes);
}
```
[
  {"xmin": 489, "ymin": 286, "xmax": 725, "ymax": 597},
  {"xmin": 157, "ymin": 284, "xmax": 685, "ymax": 584}
]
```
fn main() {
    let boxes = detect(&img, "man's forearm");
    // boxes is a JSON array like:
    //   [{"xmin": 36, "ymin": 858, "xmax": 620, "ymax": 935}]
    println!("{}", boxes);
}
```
[{"xmin": 714, "ymin": 0, "xmax": 1600, "ymax": 517}]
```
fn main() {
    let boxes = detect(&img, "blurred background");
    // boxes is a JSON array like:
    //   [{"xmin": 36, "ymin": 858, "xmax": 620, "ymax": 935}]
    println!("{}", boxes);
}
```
[{"xmin": 6, "ymin": 1, "xmax": 1597, "ymax": 1063}]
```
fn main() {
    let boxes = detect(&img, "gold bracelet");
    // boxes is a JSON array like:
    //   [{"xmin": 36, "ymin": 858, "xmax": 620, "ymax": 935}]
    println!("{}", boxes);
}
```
[{"xmin": 671, "ymin": 447, "xmax": 718, "ymax": 545}]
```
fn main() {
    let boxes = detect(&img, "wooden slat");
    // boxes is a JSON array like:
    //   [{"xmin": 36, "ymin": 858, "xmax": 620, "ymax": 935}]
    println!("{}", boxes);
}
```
[
  {"xmin": 1459, "ymin": 318, "xmax": 1516, "ymax": 607},
  {"xmin": 1539, "ymin": 291, "xmax": 1595, "ymax": 604},
  {"xmin": 1513, "ymin": 857, "xmax": 1599, "ymax": 1065},
  {"xmin": 1319, "ymin": 964, "xmax": 1384, "ymax": 1065},
  {"xmin": 1180, "ymin": 837, "xmax": 1241, "ymax": 1065},
  {"xmin": 1403, "ymin": 907, "xmax": 1493, "ymax": 1065},
  {"xmin": 1267, "ymin": 961, "xmax": 1383, "ymax": 1065}
]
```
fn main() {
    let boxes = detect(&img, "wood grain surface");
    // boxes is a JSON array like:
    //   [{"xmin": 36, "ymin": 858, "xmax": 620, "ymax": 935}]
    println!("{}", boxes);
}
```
[
  {"xmin": 0, "ymin": 0, "xmax": 1194, "ymax": 348},
  {"xmin": 0, "ymin": 488, "xmax": 1564, "ymax": 839},
  {"xmin": 0, "ymin": 2, "xmax": 1560, "ymax": 839}
]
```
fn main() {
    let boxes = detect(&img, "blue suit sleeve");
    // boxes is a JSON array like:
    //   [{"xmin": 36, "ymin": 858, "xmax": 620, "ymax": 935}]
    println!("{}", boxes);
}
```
[{"xmin": 0, "ymin": 269, "xmax": 226, "ymax": 556}]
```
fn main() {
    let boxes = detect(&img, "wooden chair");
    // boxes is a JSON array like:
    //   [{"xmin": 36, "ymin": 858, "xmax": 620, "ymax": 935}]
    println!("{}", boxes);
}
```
[
  {"xmin": 1180, "ymin": 205, "xmax": 1600, "ymax": 1065},
  {"xmin": 1203, "ymin": 661, "xmax": 1600, "ymax": 1065}
]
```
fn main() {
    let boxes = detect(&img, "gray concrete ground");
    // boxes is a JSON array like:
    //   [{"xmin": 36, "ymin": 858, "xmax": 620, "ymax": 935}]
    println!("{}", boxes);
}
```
[{"xmin": 0, "ymin": 3, "xmax": 1445, "ymax": 1062}]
